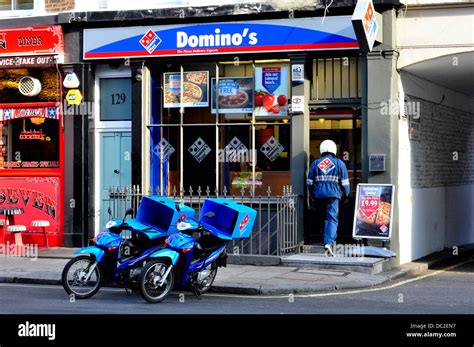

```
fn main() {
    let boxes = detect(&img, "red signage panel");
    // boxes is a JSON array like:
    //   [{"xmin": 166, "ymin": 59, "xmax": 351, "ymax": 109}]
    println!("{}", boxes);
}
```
[
  {"xmin": 0, "ymin": 177, "xmax": 62, "ymax": 246},
  {"xmin": 0, "ymin": 26, "xmax": 64, "ymax": 57}
]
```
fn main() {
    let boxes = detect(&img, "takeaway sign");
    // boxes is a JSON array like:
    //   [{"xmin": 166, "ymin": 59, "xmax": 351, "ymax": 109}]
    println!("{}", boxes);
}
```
[
  {"xmin": 352, "ymin": 0, "xmax": 379, "ymax": 52},
  {"xmin": 83, "ymin": 17, "xmax": 358, "ymax": 59}
]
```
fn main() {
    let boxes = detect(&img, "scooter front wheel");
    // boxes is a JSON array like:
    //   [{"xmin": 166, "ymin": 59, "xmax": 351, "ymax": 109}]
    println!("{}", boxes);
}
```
[
  {"xmin": 139, "ymin": 260, "xmax": 174, "ymax": 303},
  {"xmin": 62, "ymin": 255, "xmax": 102, "ymax": 299}
]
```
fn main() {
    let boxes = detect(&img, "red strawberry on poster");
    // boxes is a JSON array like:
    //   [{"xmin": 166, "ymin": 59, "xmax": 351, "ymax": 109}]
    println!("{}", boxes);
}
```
[
  {"xmin": 277, "ymin": 95, "xmax": 287, "ymax": 106},
  {"xmin": 263, "ymin": 94, "xmax": 275, "ymax": 111},
  {"xmin": 271, "ymin": 106, "xmax": 281, "ymax": 114}
]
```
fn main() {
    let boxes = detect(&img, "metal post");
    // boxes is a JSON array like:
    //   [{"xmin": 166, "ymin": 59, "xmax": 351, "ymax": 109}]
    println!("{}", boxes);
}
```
[{"xmin": 179, "ymin": 65, "xmax": 184, "ymax": 195}]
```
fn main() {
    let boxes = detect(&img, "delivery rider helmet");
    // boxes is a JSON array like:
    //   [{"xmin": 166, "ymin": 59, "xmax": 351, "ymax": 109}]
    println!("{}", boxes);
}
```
[{"xmin": 320, "ymin": 140, "xmax": 337, "ymax": 156}]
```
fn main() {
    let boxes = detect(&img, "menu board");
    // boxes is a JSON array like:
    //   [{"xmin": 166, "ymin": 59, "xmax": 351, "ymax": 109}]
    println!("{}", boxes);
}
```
[
  {"xmin": 211, "ymin": 77, "xmax": 253, "ymax": 114},
  {"xmin": 163, "ymin": 71, "xmax": 209, "ymax": 108},
  {"xmin": 352, "ymin": 184, "xmax": 395, "ymax": 240},
  {"xmin": 254, "ymin": 66, "xmax": 289, "ymax": 117}
]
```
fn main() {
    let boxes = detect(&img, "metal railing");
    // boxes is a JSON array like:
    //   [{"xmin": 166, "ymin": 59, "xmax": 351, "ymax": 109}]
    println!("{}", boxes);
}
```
[{"xmin": 107, "ymin": 185, "xmax": 299, "ymax": 256}]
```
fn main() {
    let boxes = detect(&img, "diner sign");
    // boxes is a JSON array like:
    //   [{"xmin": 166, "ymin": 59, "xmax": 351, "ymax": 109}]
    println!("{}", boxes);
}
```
[
  {"xmin": 84, "ymin": 17, "xmax": 358, "ymax": 59},
  {"xmin": 0, "ymin": 26, "xmax": 64, "ymax": 57},
  {"xmin": 0, "ymin": 177, "xmax": 59, "ymax": 224}
]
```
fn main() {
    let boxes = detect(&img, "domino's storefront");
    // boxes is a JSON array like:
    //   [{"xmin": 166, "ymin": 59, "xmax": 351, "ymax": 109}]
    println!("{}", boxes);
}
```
[{"xmin": 83, "ymin": 16, "xmax": 365, "ymax": 242}]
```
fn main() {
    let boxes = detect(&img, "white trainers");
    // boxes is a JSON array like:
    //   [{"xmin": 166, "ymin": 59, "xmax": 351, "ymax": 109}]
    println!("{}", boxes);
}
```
[{"xmin": 324, "ymin": 244, "xmax": 335, "ymax": 257}]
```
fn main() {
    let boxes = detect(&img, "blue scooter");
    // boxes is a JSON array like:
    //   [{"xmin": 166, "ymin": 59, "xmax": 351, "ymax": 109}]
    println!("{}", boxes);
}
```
[
  {"xmin": 138, "ymin": 199, "xmax": 256, "ymax": 303},
  {"xmin": 62, "ymin": 197, "xmax": 192, "ymax": 299}
]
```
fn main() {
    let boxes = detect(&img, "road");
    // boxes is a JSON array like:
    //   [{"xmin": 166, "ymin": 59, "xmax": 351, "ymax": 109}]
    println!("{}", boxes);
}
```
[{"xmin": 0, "ymin": 259, "xmax": 473, "ymax": 314}]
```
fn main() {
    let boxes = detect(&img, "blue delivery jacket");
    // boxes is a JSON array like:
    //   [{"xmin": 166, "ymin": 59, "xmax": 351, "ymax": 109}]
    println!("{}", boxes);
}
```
[{"xmin": 307, "ymin": 154, "xmax": 350, "ymax": 199}]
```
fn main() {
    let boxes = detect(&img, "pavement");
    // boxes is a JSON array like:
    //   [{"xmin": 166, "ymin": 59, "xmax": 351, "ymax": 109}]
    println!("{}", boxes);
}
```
[{"xmin": 0, "ymin": 245, "xmax": 472, "ymax": 295}]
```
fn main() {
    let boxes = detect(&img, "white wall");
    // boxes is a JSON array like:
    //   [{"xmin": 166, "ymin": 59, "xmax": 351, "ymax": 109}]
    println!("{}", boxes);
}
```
[
  {"xmin": 398, "ymin": 72, "xmax": 474, "ymax": 264},
  {"xmin": 397, "ymin": 6, "xmax": 474, "ymax": 69}
]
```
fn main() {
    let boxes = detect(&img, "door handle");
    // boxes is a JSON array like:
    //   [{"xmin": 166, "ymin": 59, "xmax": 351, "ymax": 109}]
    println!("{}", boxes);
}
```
[{"xmin": 113, "ymin": 169, "xmax": 120, "ymax": 174}]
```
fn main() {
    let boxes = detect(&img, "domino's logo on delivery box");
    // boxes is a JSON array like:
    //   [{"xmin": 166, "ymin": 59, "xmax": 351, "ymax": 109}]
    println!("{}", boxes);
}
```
[{"xmin": 140, "ymin": 29, "xmax": 162, "ymax": 54}]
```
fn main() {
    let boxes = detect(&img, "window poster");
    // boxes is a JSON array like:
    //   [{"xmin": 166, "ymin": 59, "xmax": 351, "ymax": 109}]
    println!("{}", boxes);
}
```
[
  {"xmin": 254, "ymin": 66, "xmax": 289, "ymax": 117},
  {"xmin": 211, "ymin": 77, "xmax": 253, "ymax": 114},
  {"xmin": 163, "ymin": 71, "xmax": 209, "ymax": 108}
]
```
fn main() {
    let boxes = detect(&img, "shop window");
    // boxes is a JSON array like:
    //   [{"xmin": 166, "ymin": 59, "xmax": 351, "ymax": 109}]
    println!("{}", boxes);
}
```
[
  {"xmin": 0, "ymin": 0, "xmax": 33, "ymax": 11},
  {"xmin": 100, "ymin": 78, "xmax": 132, "ymax": 121},
  {"xmin": 0, "ymin": 117, "xmax": 60, "ymax": 169},
  {"xmin": 149, "ymin": 60, "xmax": 291, "ymax": 196},
  {"xmin": 311, "ymin": 57, "xmax": 360, "ymax": 100}
]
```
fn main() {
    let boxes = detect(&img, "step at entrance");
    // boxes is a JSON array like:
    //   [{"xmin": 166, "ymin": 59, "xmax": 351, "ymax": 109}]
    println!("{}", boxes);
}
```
[{"xmin": 281, "ymin": 253, "xmax": 391, "ymax": 275}]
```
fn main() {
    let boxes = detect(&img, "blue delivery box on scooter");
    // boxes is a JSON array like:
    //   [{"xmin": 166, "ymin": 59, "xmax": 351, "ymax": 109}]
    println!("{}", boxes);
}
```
[
  {"xmin": 129, "ymin": 196, "xmax": 195, "ymax": 236},
  {"xmin": 198, "ymin": 198, "xmax": 257, "ymax": 240}
]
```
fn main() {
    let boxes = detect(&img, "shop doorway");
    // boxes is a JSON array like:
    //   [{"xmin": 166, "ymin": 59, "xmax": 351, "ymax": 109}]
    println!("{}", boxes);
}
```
[
  {"xmin": 94, "ymin": 67, "xmax": 132, "ymax": 234},
  {"xmin": 99, "ymin": 131, "xmax": 131, "ymax": 228},
  {"xmin": 306, "ymin": 109, "xmax": 361, "ymax": 244}
]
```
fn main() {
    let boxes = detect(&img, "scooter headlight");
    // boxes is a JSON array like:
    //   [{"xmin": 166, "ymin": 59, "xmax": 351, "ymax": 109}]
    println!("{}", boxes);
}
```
[{"xmin": 105, "ymin": 219, "xmax": 120, "ymax": 229}]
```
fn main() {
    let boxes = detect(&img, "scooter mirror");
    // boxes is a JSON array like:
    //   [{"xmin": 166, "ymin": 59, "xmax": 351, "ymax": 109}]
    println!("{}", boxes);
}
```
[{"xmin": 123, "ymin": 208, "xmax": 134, "ymax": 222}]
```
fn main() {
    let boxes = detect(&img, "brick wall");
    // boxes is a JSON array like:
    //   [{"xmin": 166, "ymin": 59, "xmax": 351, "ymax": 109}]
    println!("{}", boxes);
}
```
[
  {"xmin": 408, "ymin": 95, "xmax": 474, "ymax": 188},
  {"xmin": 45, "ymin": 0, "xmax": 75, "ymax": 12}
]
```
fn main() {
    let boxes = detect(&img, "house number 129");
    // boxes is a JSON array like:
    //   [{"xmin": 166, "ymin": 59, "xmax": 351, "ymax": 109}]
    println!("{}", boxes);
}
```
[{"xmin": 111, "ymin": 93, "xmax": 126, "ymax": 105}]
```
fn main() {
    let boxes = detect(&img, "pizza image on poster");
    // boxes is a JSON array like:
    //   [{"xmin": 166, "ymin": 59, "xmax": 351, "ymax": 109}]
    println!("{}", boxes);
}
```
[{"xmin": 352, "ymin": 184, "xmax": 395, "ymax": 240}]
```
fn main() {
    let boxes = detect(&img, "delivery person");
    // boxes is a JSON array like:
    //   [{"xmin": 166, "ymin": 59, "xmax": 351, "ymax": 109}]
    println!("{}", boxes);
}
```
[{"xmin": 307, "ymin": 140, "xmax": 350, "ymax": 256}]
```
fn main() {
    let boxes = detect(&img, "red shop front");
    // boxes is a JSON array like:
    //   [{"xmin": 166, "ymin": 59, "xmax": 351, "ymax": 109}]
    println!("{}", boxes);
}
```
[{"xmin": 0, "ymin": 26, "xmax": 65, "ymax": 247}]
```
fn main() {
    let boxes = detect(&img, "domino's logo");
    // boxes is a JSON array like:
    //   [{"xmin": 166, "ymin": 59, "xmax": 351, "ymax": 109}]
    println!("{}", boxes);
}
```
[
  {"xmin": 239, "ymin": 214, "xmax": 249, "ymax": 230},
  {"xmin": 317, "ymin": 158, "xmax": 336, "ymax": 174},
  {"xmin": 139, "ymin": 29, "xmax": 162, "ymax": 54}
]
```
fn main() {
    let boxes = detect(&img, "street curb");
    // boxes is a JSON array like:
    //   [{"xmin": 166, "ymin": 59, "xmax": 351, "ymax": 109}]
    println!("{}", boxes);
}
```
[
  {"xmin": 399, "ymin": 245, "xmax": 474, "ymax": 276},
  {"xmin": 0, "ymin": 276, "xmax": 61, "ymax": 285}
]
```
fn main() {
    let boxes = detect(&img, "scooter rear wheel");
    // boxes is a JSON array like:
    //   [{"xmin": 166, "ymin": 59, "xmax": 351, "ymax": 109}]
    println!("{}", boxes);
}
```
[
  {"xmin": 62, "ymin": 255, "xmax": 102, "ymax": 299},
  {"xmin": 139, "ymin": 260, "xmax": 174, "ymax": 303}
]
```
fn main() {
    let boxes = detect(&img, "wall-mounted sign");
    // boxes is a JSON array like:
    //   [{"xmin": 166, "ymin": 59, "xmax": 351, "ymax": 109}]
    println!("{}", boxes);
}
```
[
  {"xmin": 291, "ymin": 95, "xmax": 305, "ymax": 114},
  {"xmin": 211, "ymin": 77, "xmax": 253, "ymax": 114},
  {"xmin": 352, "ymin": 0, "xmax": 379, "ymax": 52},
  {"xmin": 65, "ymin": 89, "xmax": 83, "ymax": 105},
  {"xmin": 369, "ymin": 154, "xmax": 386, "ymax": 172},
  {"xmin": 291, "ymin": 64, "xmax": 304, "ymax": 83},
  {"xmin": 83, "ymin": 17, "xmax": 358, "ymax": 59},
  {"xmin": 63, "ymin": 72, "xmax": 80, "ymax": 89},
  {"xmin": 0, "ymin": 55, "xmax": 55, "ymax": 69},
  {"xmin": 0, "ymin": 105, "xmax": 60, "ymax": 121},
  {"xmin": 254, "ymin": 66, "xmax": 289, "ymax": 117},
  {"xmin": 163, "ymin": 71, "xmax": 209, "ymax": 108},
  {"xmin": 353, "ymin": 184, "xmax": 395, "ymax": 240},
  {"xmin": 0, "ymin": 26, "xmax": 64, "ymax": 57},
  {"xmin": 0, "ymin": 176, "xmax": 60, "ymax": 230}
]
